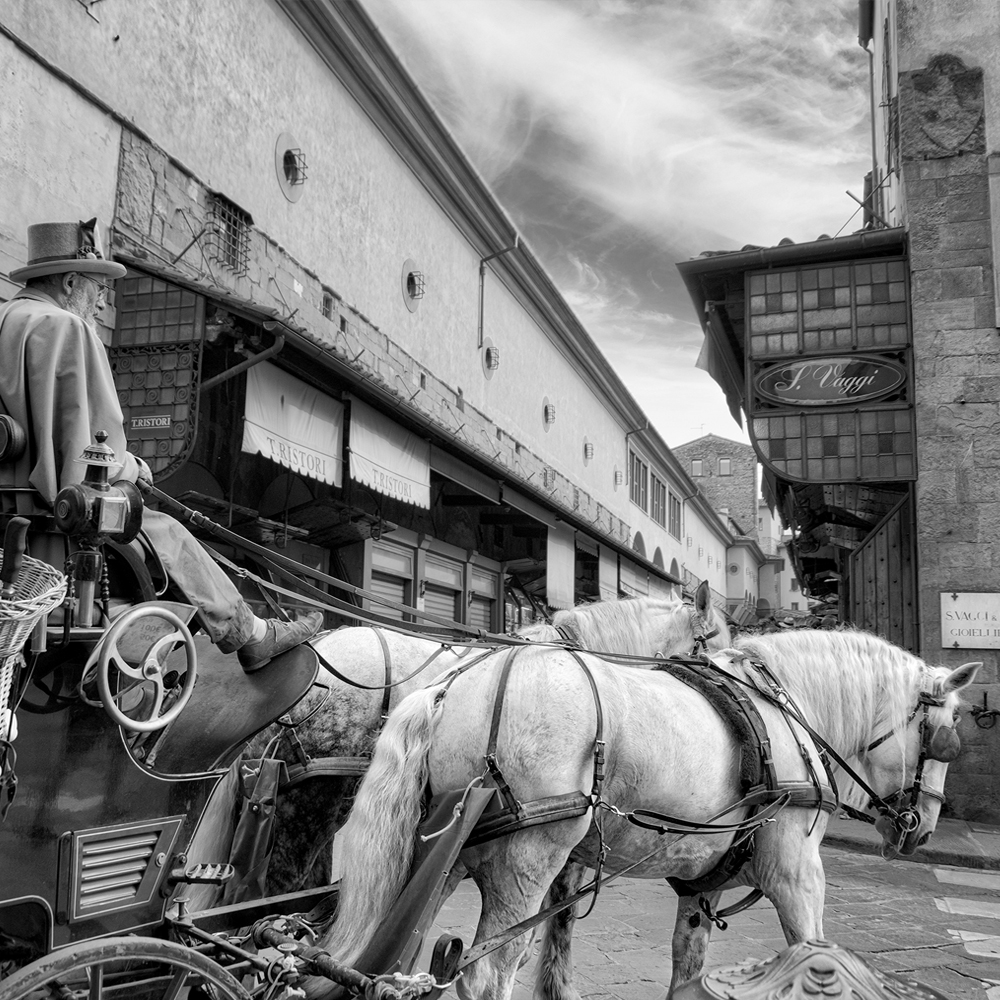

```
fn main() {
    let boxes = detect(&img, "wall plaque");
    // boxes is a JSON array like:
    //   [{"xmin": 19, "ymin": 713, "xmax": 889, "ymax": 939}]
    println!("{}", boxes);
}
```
[
  {"xmin": 755, "ymin": 355, "xmax": 905, "ymax": 407},
  {"xmin": 940, "ymin": 592, "xmax": 1000, "ymax": 648}
]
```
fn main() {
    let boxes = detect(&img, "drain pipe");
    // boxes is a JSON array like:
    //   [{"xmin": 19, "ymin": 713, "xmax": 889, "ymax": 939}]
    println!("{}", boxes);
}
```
[
  {"xmin": 199, "ymin": 331, "xmax": 286, "ymax": 395},
  {"xmin": 858, "ymin": 0, "xmax": 881, "ymax": 228},
  {"xmin": 478, "ymin": 237, "xmax": 520, "ymax": 349}
]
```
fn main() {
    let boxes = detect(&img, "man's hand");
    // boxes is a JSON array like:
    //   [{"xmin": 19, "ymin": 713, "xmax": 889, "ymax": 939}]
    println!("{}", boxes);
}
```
[{"xmin": 136, "ymin": 456, "xmax": 153, "ymax": 487}]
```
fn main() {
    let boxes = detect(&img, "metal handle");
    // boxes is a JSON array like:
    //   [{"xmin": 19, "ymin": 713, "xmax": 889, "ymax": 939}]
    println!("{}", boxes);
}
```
[{"xmin": 0, "ymin": 517, "xmax": 30, "ymax": 599}]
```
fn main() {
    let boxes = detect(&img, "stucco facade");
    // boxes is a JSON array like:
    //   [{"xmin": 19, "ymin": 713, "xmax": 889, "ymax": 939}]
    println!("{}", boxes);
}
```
[{"xmin": 1, "ymin": 0, "xmax": 737, "ymax": 624}]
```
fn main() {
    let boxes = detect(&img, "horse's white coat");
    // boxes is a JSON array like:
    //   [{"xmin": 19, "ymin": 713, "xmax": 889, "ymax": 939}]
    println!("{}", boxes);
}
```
[
  {"xmin": 261, "ymin": 590, "xmax": 729, "ymax": 892},
  {"xmin": 303, "ymin": 628, "xmax": 978, "ymax": 1000}
]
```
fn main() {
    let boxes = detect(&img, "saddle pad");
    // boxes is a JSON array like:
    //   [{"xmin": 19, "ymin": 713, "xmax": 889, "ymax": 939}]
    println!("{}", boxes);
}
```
[{"xmin": 654, "ymin": 660, "xmax": 765, "ymax": 795}]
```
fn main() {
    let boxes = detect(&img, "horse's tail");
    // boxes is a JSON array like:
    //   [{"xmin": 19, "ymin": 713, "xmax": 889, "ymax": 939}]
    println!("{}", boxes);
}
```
[{"xmin": 302, "ymin": 683, "xmax": 447, "ymax": 996}]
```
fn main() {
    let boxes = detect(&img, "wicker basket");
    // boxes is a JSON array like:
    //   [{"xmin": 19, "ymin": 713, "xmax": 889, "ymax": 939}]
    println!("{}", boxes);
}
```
[{"xmin": 0, "ymin": 553, "xmax": 67, "ymax": 659}]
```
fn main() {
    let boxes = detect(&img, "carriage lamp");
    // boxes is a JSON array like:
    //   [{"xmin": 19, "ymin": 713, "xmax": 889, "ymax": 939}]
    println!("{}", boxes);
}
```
[{"xmin": 54, "ymin": 431, "xmax": 143, "ymax": 545}]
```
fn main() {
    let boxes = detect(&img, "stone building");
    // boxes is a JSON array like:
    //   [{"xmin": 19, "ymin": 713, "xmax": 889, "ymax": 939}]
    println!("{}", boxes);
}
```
[
  {"xmin": 677, "ymin": 0, "xmax": 1000, "ymax": 820},
  {"xmin": 0, "ymin": 0, "xmax": 737, "ymax": 630},
  {"xmin": 672, "ymin": 435, "xmax": 771, "ymax": 623}
]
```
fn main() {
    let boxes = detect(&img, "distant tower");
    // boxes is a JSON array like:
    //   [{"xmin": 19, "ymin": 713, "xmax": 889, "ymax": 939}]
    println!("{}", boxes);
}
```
[{"xmin": 673, "ymin": 435, "xmax": 758, "ymax": 540}]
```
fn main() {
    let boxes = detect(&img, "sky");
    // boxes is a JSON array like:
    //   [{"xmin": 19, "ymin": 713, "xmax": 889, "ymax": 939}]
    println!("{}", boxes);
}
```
[{"xmin": 365, "ymin": 0, "xmax": 872, "ymax": 448}]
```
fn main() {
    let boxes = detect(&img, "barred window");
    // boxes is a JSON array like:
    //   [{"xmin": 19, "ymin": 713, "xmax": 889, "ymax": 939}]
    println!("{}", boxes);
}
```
[
  {"xmin": 629, "ymin": 450, "xmax": 648, "ymax": 511},
  {"xmin": 209, "ymin": 194, "xmax": 252, "ymax": 276}
]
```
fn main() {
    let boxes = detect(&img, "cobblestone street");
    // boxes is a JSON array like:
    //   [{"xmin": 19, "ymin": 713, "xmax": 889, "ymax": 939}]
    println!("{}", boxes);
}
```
[{"xmin": 422, "ymin": 847, "xmax": 1000, "ymax": 1000}]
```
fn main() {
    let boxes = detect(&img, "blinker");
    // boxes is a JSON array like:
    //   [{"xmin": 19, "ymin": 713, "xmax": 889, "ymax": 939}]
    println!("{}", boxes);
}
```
[{"xmin": 926, "ymin": 725, "xmax": 960, "ymax": 763}]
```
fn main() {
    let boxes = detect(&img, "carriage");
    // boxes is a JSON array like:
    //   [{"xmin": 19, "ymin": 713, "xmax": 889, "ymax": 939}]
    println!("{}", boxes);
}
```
[{"xmin": 0, "ymin": 437, "xmax": 978, "ymax": 1000}]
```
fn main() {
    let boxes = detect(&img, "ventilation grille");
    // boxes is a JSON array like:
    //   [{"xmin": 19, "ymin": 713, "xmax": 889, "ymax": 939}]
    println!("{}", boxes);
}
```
[{"xmin": 63, "ymin": 817, "xmax": 183, "ymax": 923}]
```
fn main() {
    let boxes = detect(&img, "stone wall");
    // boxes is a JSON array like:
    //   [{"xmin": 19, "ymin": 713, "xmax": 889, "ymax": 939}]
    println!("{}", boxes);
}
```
[
  {"xmin": 902, "ymin": 51, "xmax": 1000, "ymax": 821},
  {"xmin": 673, "ymin": 435, "xmax": 759, "ymax": 540}
]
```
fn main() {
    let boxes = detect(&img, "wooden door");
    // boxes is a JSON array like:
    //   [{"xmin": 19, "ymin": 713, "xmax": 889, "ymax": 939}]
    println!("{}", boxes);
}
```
[{"xmin": 848, "ymin": 491, "xmax": 917, "ymax": 652}]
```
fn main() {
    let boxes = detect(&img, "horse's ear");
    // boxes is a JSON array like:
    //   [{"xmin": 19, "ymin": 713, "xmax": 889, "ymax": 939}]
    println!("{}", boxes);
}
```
[
  {"xmin": 695, "ymin": 579, "xmax": 711, "ymax": 616},
  {"xmin": 944, "ymin": 662, "xmax": 981, "ymax": 693}
]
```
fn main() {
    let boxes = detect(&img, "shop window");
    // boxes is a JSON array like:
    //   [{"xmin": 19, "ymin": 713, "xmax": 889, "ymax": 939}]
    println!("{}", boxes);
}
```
[
  {"xmin": 747, "ymin": 259, "xmax": 908, "ymax": 358},
  {"xmin": 753, "ymin": 406, "xmax": 913, "ymax": 482},
  {"xmin": 114, "ymin": 274, "xmax": 203, "ymax": 347},
  {"xmin": 370, "ymin": 572, "xmax": 410, "ymax": 621},
  {"xmin": 469, "ymin": 594, "xmax": 494, "ymax": 631},
  {"xmin": 424, "ymin": 582, "xmax": 459, "ymax": 623}
]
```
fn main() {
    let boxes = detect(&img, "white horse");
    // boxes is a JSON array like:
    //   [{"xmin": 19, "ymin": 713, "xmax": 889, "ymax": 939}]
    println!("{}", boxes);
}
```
[
  {"xmin": 263, "ymin": 584, "xmax": 730, "ymax": 891},
  {"xmin": 301, "ymin": 628, "xmax": 978, "ymax": 1000}
]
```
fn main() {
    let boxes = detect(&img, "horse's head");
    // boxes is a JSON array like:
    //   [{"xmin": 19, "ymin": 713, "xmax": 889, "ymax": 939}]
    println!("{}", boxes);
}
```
[
  {"xmin": 864, "ymin": 660, "xmax": 980, "ymax": 858},
  {"xmin": 687, "ymin": 580, "xmax": 732, "ymax": 655},
  {"xmin": 642, "ymin": 580, "xmax": 732, "ymax": 658}
]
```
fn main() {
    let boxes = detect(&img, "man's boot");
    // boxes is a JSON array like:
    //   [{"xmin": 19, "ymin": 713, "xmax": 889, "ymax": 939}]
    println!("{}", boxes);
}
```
[{"xmin": 238, "ymin": 611, "xmax": 324, "ymax": 672}]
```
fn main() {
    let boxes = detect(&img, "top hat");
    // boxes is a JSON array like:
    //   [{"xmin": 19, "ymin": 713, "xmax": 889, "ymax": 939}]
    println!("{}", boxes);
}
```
[{"xmin": 9, "ymin": 218, "xmax": 127, "ymax": 283}]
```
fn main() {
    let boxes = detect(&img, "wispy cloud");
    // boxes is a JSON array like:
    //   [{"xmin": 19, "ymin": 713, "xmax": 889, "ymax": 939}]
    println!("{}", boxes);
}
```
[{"xmin": 366, "ymin": 0, "xmax": 870, "ymax": 445}]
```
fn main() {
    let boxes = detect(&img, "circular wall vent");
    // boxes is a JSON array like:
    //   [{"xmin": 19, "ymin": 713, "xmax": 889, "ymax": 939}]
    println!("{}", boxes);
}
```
[
  {"xmin": 401, "ymin": 258, "xmax": 424, "ymax": 313},
  {"xmin": 275, "ymin": 132, "xmax": 307, "ymax": 203}
]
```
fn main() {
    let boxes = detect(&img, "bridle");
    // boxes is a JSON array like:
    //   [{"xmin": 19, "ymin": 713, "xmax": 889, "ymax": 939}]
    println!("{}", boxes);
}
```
[
  {"xmin": 862, "ymin": 689, "xmax": 960, "ymax": 835},
  {"xmin": 686, "ymin": 604, "xmax": 720, "ymax": 656}
]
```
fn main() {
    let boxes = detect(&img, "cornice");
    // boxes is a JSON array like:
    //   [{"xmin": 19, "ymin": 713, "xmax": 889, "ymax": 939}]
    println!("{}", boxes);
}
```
[{"xmin": 275, "ymin": 0, "xmax": 644, "ymax": 425}]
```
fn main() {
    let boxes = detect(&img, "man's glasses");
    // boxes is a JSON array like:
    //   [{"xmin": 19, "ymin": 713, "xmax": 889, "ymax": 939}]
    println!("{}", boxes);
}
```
[{"xmin": 78, "ymin": 274, "xmax": 113, "ymax": 298}]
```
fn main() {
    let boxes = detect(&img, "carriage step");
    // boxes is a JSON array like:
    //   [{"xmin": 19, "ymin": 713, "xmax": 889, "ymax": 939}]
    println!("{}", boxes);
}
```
[{"xmin": 169, "ymin": 862, "xmax": 236, "ymax": 886}]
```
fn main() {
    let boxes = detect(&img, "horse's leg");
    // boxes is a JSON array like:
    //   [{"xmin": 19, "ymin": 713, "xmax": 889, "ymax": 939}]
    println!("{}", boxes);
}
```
[
  {"xmin": 533, "ymin": 861, "xmax": 586, "ymax": 1000},
  {"xmin": 750, "ymin": 816, "xmax": 826, "ymax": 946},
  {"xmin": 667, "ymin": 890, "xmax": 721, "ymax": 997},
  {"xmin": 761, "ymin": 844, "xmax": 826, "ymax": 944},
  {"xmin": 458, "ymin": 829, "xmax": 587, "ymax": 1000}
]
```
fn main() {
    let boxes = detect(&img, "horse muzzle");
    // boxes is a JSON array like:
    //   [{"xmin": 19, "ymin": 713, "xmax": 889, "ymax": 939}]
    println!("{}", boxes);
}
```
[{"xmin": 875, "ymin": 809, "xmax": 923, "ymax": 858}]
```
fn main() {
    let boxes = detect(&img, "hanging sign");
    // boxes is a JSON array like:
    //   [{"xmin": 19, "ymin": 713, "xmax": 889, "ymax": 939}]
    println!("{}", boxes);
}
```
[{"xmin": 755, "ymin": 355, "xmax": 905, "ymax": 407}]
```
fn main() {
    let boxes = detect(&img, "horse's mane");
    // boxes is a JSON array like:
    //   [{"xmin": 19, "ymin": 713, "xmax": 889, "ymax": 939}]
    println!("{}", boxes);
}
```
[
  {"xmin": 730, "ymin": 628, "xmax": 954, "ymax": 762},
  {"xmin": 517, "ymin": 596, "xmax": 686, "ymax": 656}
]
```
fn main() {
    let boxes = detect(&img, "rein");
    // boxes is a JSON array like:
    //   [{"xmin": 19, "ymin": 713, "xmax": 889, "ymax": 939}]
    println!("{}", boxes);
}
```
[{"xmin": 704, "ymin": 655, "xmax": 950, "ymax": 837}]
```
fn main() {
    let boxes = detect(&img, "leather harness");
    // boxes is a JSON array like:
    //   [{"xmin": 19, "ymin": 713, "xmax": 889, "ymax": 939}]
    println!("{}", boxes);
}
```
[{"xmin": 458, "ymin": 647, "xmax": 835, "ymax": 910}]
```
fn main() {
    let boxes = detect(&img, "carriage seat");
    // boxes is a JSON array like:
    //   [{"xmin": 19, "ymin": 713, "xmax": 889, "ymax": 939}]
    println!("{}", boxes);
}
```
[{"xmin": 140, "ymin": 638, "xmax": 319, "ymax": 774}]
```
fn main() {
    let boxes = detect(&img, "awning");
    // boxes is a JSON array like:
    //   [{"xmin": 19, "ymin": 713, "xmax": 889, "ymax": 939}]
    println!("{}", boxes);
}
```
[
  {"xmin": 348, "ymin": 396, "xmax": 430, "ymax": 508},
  {"xmin": 598, "ymin": 547, "xmax": 618, "ymax": 600},
  {"xmin": 430, "ymin": 445, "xmax": 500, "ymax": 502},
  {"xmin": 546, "ymin": 522, "xmax": 576, "ymax": 610},
  {"xmin": 242, "ymin": 362, "xmax": 343, "ymax": 486},
  {"xmin": 619, "ymin": 555, "xmax": 649, "ymax": 597}
]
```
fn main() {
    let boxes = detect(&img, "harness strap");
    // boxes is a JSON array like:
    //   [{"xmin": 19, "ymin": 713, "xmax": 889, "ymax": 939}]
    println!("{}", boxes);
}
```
[
  {"xmin": 281, "ymin": 757, "xmax": 372, "ymax": 789},
  {"xmin": 308, "ymin": 633, "xmax": 479, "ymax": 693},
  {"xmin": 371, "ymin": 627, "xmax": 393, "ymax": 720},
  {"xmin": 484, "ymin": 648, "xmax": 523, "ymax": 817},
  {"xmin": 565, "ymin": 649, "xmax": 606, "ymax": 800}
]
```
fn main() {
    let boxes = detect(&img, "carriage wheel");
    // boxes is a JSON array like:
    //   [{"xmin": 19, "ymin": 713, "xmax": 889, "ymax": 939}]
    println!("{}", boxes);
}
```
[{"xmin": 0, "ymin": 936, "xmax": 250, "ymax": 1000}]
